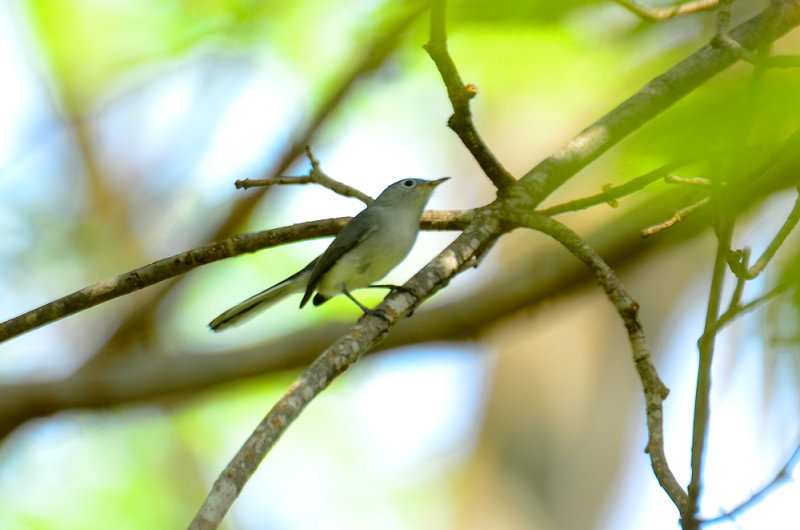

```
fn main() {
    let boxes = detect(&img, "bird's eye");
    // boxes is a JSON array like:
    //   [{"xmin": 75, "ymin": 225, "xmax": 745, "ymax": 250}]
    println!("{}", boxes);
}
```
[{"xmin": 403, "ymin": 180, "xmax": 415, "ymax": 188}]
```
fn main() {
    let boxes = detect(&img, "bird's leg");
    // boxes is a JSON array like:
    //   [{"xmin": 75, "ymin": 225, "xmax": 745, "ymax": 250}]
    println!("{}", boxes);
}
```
[
  {"xmin": 363, "ymin": 284, "xmax": 419, "ymax": 317},
  {"xmin": 366, "ymin": 284, "xmax": 418, "ymax": 297},
  {"xmin": 341, "ymin": 286, "xmax": 390, "ymax": 321}
]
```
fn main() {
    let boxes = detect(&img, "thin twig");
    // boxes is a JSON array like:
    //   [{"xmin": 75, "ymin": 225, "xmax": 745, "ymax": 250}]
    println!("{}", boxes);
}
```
[
  {"xmin": 685, "ymin": 207, "xmax": 734, "ymax": 528},
  {"xmin": 501, "ymin": 210, "xmax": 689, "ymax": 512},
  {"xmin": 701, "ymin": 438, "xmax": 800, "ymax": 524},
  {"xmin": 540, "ymin": 161, "xmax": 681, "ymax": 216},
  {"xmin": 235, "ymin": 147, "xmax": 373, "ymax": 204},
  {"xmin": 727, "ymin": 270, "xmax": 748, "ymax": 314},
  {"xmin": 665, "ymin": 175, "xmax": 712, "ymax": 187},
  {"xmin": 613, "ymin": 0, "xmax": 720, "ymax": 21},
  {"xmin": 711, "ymin": 0, "xmax": 765, "ymax": 64},
  {"xmin": 715, "ymin": 282, "xmax": 793, "ymax": 332},
  {"xmin": 716, "ymin": 0, "xmax": 733, "ymax": 34},
  {"xmin": 712, "ymin": 3, "xmax": 800, "ymax": 68},
  {"xmin": 728, "ymin": 187, "xmax": 800, "ymax": 279},
  {"xmin": 642, "ymin": 197, "xmax": 710, "ymax": 237},
  {"xmin": 423, "ymin": 0, "xmax": 516, "ymax": 191}
]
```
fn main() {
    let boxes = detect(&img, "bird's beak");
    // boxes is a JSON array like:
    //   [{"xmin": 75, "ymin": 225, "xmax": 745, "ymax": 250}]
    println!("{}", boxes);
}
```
[{"xmin": 425, "ymin": 177, "xmax": 450, "ymax": 188}]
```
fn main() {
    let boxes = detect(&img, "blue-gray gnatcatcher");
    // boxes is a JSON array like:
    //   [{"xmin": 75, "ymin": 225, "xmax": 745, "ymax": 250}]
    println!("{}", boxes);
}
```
[{"xmin": 209, "ymin": 177, "xmax": 449, "ymax": 331}]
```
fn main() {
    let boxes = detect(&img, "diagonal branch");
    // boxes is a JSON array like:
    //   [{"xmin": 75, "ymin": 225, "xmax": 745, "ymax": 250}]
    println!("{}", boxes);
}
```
[
  {"xmin": 540, "ymin": 160, "xmax": 684, "ymax": 216},
  {"xmin": 715, "ymin": 282, "xmax": 794, "ymax": 333},
  {"xmin": 642, "ymin": 197, "xmax": 711, "ymax": 237},
  {"xmin": 0, "ymin": 219, "xmax": 343, "ymax": 344},
  {"xmin": 423, "ymin": 0, "xmax": 516, "ymax": 191},
  {"xmin": 514, "ymin": 0, "xmax": 800, "ymax": 208}
]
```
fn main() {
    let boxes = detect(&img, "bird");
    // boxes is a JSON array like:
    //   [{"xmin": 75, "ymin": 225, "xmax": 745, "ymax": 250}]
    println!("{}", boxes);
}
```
[{"xmin": 209, "ymin": 177, "xmax": 449, "ymax": 331}]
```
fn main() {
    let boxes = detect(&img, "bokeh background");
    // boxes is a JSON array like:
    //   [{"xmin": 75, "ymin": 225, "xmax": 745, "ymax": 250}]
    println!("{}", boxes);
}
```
[{"xmin": 1, "ymin": 0, "xmax": 799, "ymax": 529}]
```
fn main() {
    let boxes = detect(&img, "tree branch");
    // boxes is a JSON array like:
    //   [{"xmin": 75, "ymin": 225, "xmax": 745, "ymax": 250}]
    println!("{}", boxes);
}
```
[
  {"xmin": 513, "ymin": 0, "xmax": 800, "ymax": 208},
  {"xmin": 0, "ymin": 211, "xmax": 471, "ymax": 345},
  {"xmin": 234, "ymin": 146, "xmax": 374, "ymax": 204},
  {"xmin": 613, "ymin": 0, "xmax": 721, "ymax": 21},
  {"xmin": 685, "ymin": 208, "xmax": 734, "ymax": 527},
  {"xmin": 728, "ymin": 187, "xmax": 800, "ymax": 279},
  {"xmin": 501, "ymin": 210, "xmax": 690, "ymax": 512},
  {"xmin": 642, "ymin": 197, "xmax": 711, "ymax": 237},
  {"xmin": 423, "ymin": 0, "xmax": 516, "ymax": 191},
  {"xmin": 0, "ymin": 188, "xmax": 706, "ymax": 440},
  {"xmin": 714, "ymin": 282, "xmax": 794, "ymax": 332},
  {"xmin": 711, "ymin": 0, "xmax": 759, "ymax": 63},
  {"xmin": 540, "ymin": 160, "xmax": 683, "ymax": 216}
]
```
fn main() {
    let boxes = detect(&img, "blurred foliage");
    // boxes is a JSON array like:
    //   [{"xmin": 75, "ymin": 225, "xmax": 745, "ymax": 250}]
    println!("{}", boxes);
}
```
[
  {"xmin": 450, "ymin": 0, "xmax": 602, "ymax": 24},
  {"xmin": 3, "ymin": 0, "xmax": 800, "ymax": 529},
  {"xmin": 22, "ymin": 0, "xmax": 429, "ymax": 111}
]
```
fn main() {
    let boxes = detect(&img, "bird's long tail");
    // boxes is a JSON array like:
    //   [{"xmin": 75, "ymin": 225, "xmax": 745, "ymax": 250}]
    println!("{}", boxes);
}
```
[{"xmin": 208, "ymin": 265, "xmax": 312, "ymax": 332}]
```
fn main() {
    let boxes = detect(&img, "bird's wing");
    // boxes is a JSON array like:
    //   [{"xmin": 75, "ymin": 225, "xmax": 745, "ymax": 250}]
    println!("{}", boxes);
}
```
[{"xmin": 300, "ymin": 210, "xmax": 377, "ymax": 308}]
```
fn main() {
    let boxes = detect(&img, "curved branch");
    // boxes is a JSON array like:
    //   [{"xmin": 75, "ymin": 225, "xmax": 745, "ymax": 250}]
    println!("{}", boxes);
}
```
[{"xmin": 502, "ymin": 210, "xmax": 689, "ymax": 513}]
